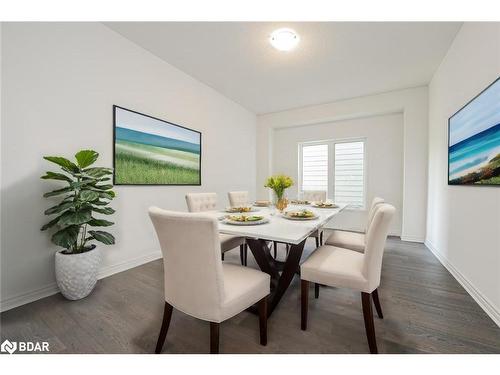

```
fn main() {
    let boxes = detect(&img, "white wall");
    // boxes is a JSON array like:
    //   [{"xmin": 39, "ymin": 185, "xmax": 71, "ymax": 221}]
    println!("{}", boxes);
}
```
[
  {"xmin": 273, "ymin": 113, "xmax": 404, "ymax": 235},
  {"xmin": 0, "ymin": 24, "xmax": 3, "ymax": 304},
  {"xmin": 426, "ymin": 23, "xmax": 500, "ymax": 326},
  {"xmin": 0, "ymin": 23, "xmax": 257, "ymax": 311},
  {"xmin": 257, "ymin": 86, "xmax": 428, "ymax": 242}
]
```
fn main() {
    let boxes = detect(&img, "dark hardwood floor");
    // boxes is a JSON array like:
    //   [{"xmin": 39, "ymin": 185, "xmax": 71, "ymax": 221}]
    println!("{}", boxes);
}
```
[{"xmin": 2, "ymin": 235, "xmax": 500, "ymax": 354}]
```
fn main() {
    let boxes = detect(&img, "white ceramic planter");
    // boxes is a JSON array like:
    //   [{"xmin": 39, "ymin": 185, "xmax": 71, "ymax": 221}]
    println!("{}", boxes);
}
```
[{"xmin": 55, "ymin": 246, "xmax": 101, "ymax": 300}]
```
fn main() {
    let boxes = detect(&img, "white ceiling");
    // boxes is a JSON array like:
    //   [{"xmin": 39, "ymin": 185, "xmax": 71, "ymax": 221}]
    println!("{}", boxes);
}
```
[{"xmin": 105, "ymin": 22, "xmax": 461, "ymax": 114}]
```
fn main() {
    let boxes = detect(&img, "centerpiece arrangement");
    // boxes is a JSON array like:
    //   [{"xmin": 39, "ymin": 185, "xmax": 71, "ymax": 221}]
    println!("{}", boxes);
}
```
[
  {"xmin": 264, "ymin": 174, "xmax": 294, "ymax": 212},
  {"xmin": 40, "ymin": 149, "xmax": 116, "ymax": 300}
]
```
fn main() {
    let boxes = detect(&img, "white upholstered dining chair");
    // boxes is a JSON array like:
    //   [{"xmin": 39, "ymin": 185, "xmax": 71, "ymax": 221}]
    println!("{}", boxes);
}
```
[
  {"xmin": 324, "ymin": 197, "xmax": 385, "ymax": 252},
  {"xmin": 303, "ymin": 190, "xmax": 327, "ymax": 247},
  {"xmin": 301, "ymin": 190, "xmax": 327, "ymax": 203},
  {"xmin": 149, "ymin": 207, "xmax": 270, "ymax": 354},
  {"xmin": 186, "ymin": 192, "xmax": 248, "ymax": 265},
  {"xmin": 228, "ymin": 191, "xmax": 249, "ymax": 207},
  {"xmin": 300, "ymin": 203, "xmax": 395, "ymax": 354}
]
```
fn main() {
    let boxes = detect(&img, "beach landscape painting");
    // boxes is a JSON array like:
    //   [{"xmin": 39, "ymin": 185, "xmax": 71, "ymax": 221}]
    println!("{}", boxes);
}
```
[
  {"xmin": 448, "ymin": 77, "xmax": 500, "ymax": 186},
  {"xmin": 113, "ymin": 106, "xmax": 201, "ymax": 185}
]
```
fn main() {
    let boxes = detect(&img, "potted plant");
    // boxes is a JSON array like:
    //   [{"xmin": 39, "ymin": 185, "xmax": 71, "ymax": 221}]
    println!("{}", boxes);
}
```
[
  {"xmin": 264, "ymin": 175, "xmax": 294, "ymax": 212},
  {"xmin": 40, "ymin": 149, "xmax": 115, "ymax": 300}
]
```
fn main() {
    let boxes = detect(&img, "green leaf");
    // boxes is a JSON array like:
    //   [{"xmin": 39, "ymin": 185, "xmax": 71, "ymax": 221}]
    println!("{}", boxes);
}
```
[
  {"xmin": 81, "ymin": 176, "xmax": 99, "ymax": 182},
  {"xmin": 52, "ymin": 225, "xmax": 80, "ymax": 249},
  {"xmin": 79, "ymin": 190, "xmax": 99, "ymax": 202},
  {"xmin": 83, "ymin": 167, "xmax": 113, "ymax": 178},
  {"xmin": 71, "ymin": 180, "xmax": 96, "ymax": 189},
  {"xmin": 43, "ymin": 186, "xmax": 73, "ymax": 198},
  {"xmin": 44, "ymin": 201, "xmax": 75, "ymax": 215},
  {"xmin": 41, "ymin": 171, "xmax": 73, "ymax": 183},
  {"xmin": 98, "ymin": 191, "xmax": 115, "ymax": 200},
  {"xmin": 43, "ymin": 156, "xmax": 79, "ymax": 173},
  {"xmin": 92, "ymin": 206, "xmax": 115, "ymax": 215},
  {"xmin": 92, "ymin": 184, "xmax": 113, "ymax": 191},
  {"xmin": 40, "ymin": 216, "xmax": 61, "ymax": 231},
  {"xmin": 58, "ymin": 208, "xmax": 92, "ymax": 226},
  {"xmin": 88, "ymin": 230, "xmax": 115, "ymax": 245},
  {"xmin": 92, "ymin": 200, "xmax": 109, "ymax": 206},
  {"xmin": 88, "ymin": 218, "xmax": 114, "ymax": 227},
  {"xmin": 75, "ymin": 150, "xmax": 99, "ymax": 169}
]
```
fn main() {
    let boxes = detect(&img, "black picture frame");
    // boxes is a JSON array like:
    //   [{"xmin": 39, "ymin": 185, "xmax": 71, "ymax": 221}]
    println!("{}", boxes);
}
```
[
  {"xmin": 447, "ymin": 76, "xmax": 500, "ymax": 187},
  {"xmin": 113, "ymin": 105, "xmax": 202, "ymax": 186}
]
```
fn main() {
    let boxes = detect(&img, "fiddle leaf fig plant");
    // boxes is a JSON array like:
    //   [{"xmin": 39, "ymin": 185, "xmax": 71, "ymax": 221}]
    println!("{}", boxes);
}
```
[{"xmin": 41, "ymin": 150, "xmax": 116, "ymax": 254}]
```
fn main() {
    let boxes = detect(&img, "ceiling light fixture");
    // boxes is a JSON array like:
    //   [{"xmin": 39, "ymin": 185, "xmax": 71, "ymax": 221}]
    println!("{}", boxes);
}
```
[{"xmin": 269, "ymin": 28, "xmax": 300, "ymax": 52}]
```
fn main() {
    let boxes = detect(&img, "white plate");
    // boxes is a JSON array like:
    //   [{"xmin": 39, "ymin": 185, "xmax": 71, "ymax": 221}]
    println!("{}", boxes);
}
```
[
  {"xmin": 282, "ymin": 212, "xmax": 319, "ymax": 221},
  {"xmin": 310, "ymin": 203, "xmax": 338, "ymax": 208},
  {"xmin": 223, "ymin": 207, "xmax": 260, "ymax": 213},
  {"xmin": 222, "ymin": 217, "xmax": 270, "ymax": 226}
]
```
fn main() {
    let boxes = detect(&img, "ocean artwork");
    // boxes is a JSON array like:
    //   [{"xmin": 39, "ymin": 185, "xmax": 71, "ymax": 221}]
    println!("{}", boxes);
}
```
[
  {"xmin": 448, "ymin": 78, "xmax": 500, "ymax": 185},
  {"xmin": 113, "ymin": 106, "xmax": 201, "ymax": 185}
]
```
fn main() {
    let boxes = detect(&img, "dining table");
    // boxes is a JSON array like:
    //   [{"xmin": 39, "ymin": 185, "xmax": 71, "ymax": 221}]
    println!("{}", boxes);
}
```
[{"xmin": 205, "ymin": 203, "xmax": 347, "ymax": 317}]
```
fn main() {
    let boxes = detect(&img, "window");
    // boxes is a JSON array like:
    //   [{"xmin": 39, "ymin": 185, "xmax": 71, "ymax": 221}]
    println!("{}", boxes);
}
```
[{"xmin": 299, "ymin": 139, "xmax": 365, "ymax": 209}]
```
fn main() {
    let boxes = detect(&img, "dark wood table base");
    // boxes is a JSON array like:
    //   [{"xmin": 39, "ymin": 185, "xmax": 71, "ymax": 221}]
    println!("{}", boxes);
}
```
[{"xmin": 246, "ymin": 238, "xmax": 306, "ymax": 317}]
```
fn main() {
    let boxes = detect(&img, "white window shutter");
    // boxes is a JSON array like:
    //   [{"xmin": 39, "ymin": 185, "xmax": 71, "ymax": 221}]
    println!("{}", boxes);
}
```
[
  {"xmin": 334, "ymin": 141, "xmax": 364, "ymax": 208},
  {"xmin": 301, "ymin": 144, "xmax": 328, "ymax": 192}
]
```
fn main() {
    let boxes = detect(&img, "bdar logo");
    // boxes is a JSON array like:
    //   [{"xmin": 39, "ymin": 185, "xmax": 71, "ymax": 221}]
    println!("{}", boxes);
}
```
[
  {"xmin": 1, "ymin": 339, "xmax": 49, "ymax": 354},
  {"xmin": 1, "ymin": 339, "xmax": 17, "ymax": 354}
]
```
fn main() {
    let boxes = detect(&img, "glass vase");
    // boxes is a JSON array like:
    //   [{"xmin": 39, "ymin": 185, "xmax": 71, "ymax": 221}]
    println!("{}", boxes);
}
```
[{"xmin": 274, "ymin": 193, "xmax": 289, "ymax": 213}]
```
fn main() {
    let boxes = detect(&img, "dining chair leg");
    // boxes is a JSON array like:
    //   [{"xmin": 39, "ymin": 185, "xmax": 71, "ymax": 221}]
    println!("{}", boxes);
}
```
[
  {"xmin": 240, "ymin": 245, "xmax": 245, "ymax": 266},
  {"xmin": 210, "ymin": 322, "xmax": 220, "ymax": 354},
  {"xmin": 315, "ymin": 237, "xmax": 319, "ymax": 248},
  {"xmin": 155, "ymin": 302, "xmax": 173, "ymax": 354},
  {"xmin": 221, "ymin": 253, "xmax": 225, "ymax": 261},
  {"xmin": 244, "ymin": 244, "xmax": 248, "ymax": 265},
  {"xmin": 361, "ymin": 292, "xmax": 378, "ymax": 354},
  {"xmin": 258, "ymin": 296, "xmax": 268, "ymax": 346},
  {"xmin": 273, "ymin": 241, "xmax": 277, "ymax": 258},
  {"xmin": 372, "ymin": 289, "xmax": 384, "ymax": 319},
  {"xmin": 320, "ymin": 231, "xmax": 324, "ymax": 245},
  {"xmin": 314, "ymin": 283, "xmax": 320, "ymax": 299},
  {"xmin": 301, "ymin": 280, "xmax": 309, "ymax": 330}
]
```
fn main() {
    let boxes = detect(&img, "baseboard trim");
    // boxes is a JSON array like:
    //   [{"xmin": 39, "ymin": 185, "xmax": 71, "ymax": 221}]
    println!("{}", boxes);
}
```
[
  {"xmin": 400, "ymin": 235, "xmax": 425, "ymax": 243},
  {"xmin": 0, "ymin": 250, "xmax": 162, "ymax": 313},
  {"xmin": 425, "ymin": 239, "xmax": 500, "ymax": 328},
  {"xmin": 98, "ymin": 250, "xmax": 162, "ymax": 280},
  {"xmin": 0, "ymin": 283, "xmax": 60, "ymax": 313}
]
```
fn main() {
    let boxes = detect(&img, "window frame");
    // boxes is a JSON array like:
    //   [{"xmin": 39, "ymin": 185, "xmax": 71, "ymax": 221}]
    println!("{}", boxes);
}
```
[{"xmin": 298, "ymin": 137, "xmax": 367, "ymax": 210}]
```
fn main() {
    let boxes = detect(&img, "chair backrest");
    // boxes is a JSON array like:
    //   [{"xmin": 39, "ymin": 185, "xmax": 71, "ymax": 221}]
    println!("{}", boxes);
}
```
[
  {"xmin": 148, "ymin": 207, "xmax": 225, "ymax": 322},
  {"xmin": 362, "ymin": 203, "xmax": 395, "ymax": 292},
  {"xmin": 364, "ymin": 197, "xmax": 385, "ymax": 233},
  {"xmin": 228, "ymin": 191, "xmax": 249, "ymax": 207},
  {"xmin": 301, "ymin": 190, "xmax": 327, "ymax": 202},
  {"xmin": 185, "ymin": 192, "xmax": 218, "ymax": 212}
]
